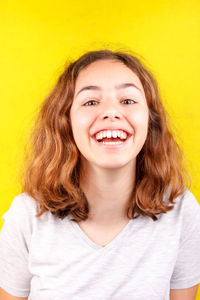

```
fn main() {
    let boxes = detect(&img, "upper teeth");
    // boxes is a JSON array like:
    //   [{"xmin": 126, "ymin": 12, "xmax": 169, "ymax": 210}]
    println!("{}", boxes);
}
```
[{"xmin": 95, "ymin": 130, "xmax": 128, "ymax": 140}]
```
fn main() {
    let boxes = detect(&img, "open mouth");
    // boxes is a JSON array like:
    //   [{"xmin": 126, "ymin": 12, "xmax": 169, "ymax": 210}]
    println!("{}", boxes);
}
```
[{"xmin": 91, "ymin": 133, "xmax": 132, "ymax": 148}]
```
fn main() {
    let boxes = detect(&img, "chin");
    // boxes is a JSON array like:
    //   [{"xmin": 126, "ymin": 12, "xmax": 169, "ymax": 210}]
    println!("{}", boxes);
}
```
[{"xmin": 95, "ymin": 160, "xmax": 132, "ymax": 169}]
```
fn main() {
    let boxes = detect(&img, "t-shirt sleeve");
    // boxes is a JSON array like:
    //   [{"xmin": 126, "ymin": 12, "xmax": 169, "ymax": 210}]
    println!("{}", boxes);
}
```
[
  {"xmin": 170, "ymin": 189, "xmax": 200, "ymax": 289},
  {"xmin": 0, "ymin": 193, "xmax": 36, "ymax": 297}
]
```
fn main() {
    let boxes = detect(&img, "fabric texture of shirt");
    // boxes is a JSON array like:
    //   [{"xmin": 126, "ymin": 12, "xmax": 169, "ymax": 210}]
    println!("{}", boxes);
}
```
[{"xmin": 0, "ymin": 188, "xmax": 200, "ymax": 300}]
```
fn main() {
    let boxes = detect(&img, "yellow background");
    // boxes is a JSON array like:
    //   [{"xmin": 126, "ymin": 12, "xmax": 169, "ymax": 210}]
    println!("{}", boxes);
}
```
[{"xmin": 0, "ymin": 0, "xmax": 200, "ymax": 296}]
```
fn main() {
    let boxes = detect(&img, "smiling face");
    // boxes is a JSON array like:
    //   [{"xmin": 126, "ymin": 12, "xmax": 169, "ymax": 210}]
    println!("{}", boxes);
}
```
[{"xmin": 70, "ymin": 59, "xmax": 149, "ymax": 170}]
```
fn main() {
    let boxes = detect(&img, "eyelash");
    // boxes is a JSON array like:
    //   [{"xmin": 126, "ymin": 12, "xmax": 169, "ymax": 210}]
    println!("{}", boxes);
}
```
[{"xmin": 83, "ymin": 99, "xmax": 136, "ymax": 106}]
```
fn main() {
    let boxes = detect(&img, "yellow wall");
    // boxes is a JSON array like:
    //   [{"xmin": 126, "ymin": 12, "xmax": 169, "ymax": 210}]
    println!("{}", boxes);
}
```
[{"xmin": 0, "ymin": 0, "xmax": 200, "ymax": 295}]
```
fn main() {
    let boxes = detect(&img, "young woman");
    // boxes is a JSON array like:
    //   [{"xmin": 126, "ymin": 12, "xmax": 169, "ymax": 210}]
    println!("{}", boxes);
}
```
[{"xmin": 0, "ymin": 50, "xmax": 200, "ymax": 300}]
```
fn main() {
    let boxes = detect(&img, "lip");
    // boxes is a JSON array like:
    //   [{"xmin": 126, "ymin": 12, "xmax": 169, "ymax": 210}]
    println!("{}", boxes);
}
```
[
  {"xmin": 91, "ymin": 134, "xmax": 132, "ymax": 149},
  {"xmin": 92, "ymin": 128, "xmax": 132, "ymax": 138}
]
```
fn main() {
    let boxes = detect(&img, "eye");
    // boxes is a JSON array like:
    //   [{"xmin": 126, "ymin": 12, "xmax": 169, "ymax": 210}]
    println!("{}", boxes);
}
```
[
  {"xmin": 83, "ymin": 98, "xmax": 136, "ymax": 106},
  {"xmin": 83, "ymin": 100, "xmax": 98, "ymax": 106},
  {"xmin": 121, "ymin": 99, "xmax": 136, "ymax": 104}
]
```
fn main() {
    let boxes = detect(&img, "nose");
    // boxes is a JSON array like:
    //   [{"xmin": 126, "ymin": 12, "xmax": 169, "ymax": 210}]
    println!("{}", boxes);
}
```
[
  {"xmin": 102, "ymin": 111, "xmax": 121, "ymax": 121},
  {"xmin": 99, "ymin": 103, "xmax": 122, "ymax": 121}
]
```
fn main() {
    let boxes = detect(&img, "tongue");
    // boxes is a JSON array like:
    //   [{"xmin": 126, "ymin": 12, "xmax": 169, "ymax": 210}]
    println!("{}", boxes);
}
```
[{"xmin": 101, "ymin": 137, "xmax": 122, "ymax": 142}]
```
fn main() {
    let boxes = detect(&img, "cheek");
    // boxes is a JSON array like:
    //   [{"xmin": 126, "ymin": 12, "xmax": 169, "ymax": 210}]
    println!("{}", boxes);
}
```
[
  {"xmin": 70, "ymin": 109, "xmax": 93, "ymax": 139},
  {"xmin": 129, "ymin": 107, "xmax": 149, "ymax": 131}
]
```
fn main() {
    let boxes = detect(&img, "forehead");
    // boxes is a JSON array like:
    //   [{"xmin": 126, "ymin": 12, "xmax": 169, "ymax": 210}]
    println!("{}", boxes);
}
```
[{"xmin": 74, "ymin": 59, "xmax": 143, "ymax": 91}]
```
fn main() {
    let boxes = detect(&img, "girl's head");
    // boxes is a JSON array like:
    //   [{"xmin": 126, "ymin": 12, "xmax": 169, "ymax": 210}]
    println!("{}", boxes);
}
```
[
  {"xmin": 70, "ymin": 58, "xmax": 149, "ymax": 171},
  {"xmin": 21, "ymin": 49, "xmax": 190, "ymax": 221}
]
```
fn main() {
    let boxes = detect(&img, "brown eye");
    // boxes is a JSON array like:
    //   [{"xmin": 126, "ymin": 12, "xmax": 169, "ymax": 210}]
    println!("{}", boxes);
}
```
[
  {"xmin": 121, "ymin": 99, "xmax": 136, "ymax": 104},
  {"xmin": 83, "ymin": 100, "xmax": 98, "ymax": 106}
]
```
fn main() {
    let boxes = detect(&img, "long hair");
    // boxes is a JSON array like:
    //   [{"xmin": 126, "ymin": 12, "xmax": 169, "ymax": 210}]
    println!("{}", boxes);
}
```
[{"xmin": 20, "ymin": 49, "xmax": 190, "ymax": 221}]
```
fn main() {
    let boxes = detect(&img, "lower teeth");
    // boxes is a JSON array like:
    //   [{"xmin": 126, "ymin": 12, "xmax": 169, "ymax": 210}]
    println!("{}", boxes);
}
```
[{"xmin": 102, "ymin": 141, "xmax": 123, "ymax": 145}]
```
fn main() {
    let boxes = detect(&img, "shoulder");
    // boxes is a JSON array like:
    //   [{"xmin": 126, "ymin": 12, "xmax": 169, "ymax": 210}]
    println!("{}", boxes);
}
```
[
  {"xmin": 173, "ymin": 188, "xmax": 200, "ymax": 220},
  {"xmin": 10, "ymin": 192, "xmax": 39, "ymax": 210},
  {"xmin": 6, "ymin": 192, "xmax": 39, "ymax": 213},
  {"xmin": 169, "ymin": 188, "xmax": 200, "ymax": 243},
  {"xmin": 164, "ymin": 187, "xmax": 200, "ymax": 217},
  {"xmin": 169, "ymin": 189, "xmax": 200, "ymax": 290},
  {"xmin": 154, "ymin": 188, "xmax": 200, "ymax": 241},
  {"xmin": 2, "ymin": 192, "xmax": 40, "ymax": 228},
  {"xmin": 178, "ymin": 188, "xmax": 199, "ymax": 209}
]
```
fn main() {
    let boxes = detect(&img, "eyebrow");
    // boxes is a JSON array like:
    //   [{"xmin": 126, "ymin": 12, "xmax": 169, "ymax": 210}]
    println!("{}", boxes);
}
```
[{"xmin": 75, "ymin": 83, "xmax": 143, "ymax": 98}]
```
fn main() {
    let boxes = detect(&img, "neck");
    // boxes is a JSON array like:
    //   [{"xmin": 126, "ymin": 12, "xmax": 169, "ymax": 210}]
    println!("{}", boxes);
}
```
[{"xmin": 80, "ymin": 158, "xmax": 136, "ymax": 226}]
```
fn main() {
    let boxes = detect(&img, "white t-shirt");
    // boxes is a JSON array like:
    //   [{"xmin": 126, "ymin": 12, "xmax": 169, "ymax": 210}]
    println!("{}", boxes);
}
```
[{"xmin": 0, "ymin": 188, "xmax": 200, "ymax": 300}]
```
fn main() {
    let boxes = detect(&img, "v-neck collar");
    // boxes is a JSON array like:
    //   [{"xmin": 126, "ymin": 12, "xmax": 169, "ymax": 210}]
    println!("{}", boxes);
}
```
[{"xmin": 69, "ymin": 217, "xmax": 133, "ymax": 251}]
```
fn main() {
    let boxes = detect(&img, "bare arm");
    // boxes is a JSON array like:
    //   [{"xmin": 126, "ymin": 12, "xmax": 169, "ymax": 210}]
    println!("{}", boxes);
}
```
[
  {"xmin": 0, "ymin": 287, "xmax": 28, "ymax": 300},
  {"xmin": 170, "ymin": 284, "xmax": 199, "ymax": 300}
]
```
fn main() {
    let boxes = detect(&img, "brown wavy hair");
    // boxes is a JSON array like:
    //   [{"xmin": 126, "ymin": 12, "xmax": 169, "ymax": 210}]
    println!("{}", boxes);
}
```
[{"xmin": 20, "ymin": 49, "xmax": 190, "ymax": 222}]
